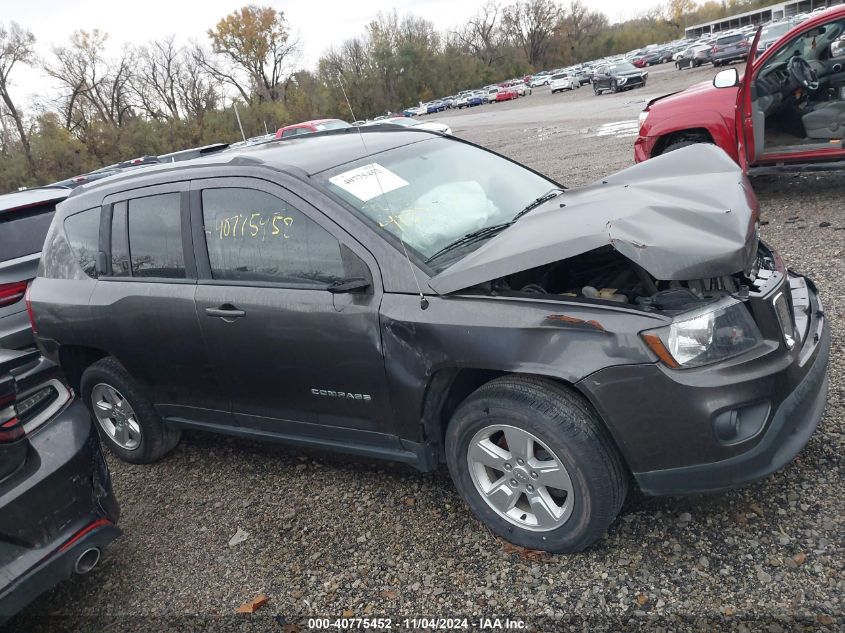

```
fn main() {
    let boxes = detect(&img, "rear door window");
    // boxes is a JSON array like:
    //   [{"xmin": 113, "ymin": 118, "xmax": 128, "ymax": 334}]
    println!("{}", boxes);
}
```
[
  {"xmin": 201, "ymin": 187, "xmax": 346, "ymax": 286},
  {"xmin": 127, "ymin": 193, "xmax": 186, "ymax": 278},
  {"xmin": 0, "ymin": 205, "xmax": 56, "ymax": 262},
  {"xmin": 64, "ymin": 207, "xmax": 101, "ymax": 278}
]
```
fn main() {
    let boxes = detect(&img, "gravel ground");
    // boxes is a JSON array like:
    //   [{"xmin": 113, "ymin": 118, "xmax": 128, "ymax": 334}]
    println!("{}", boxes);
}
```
[{"xmin": 6, "ymin": 62, "xmax": 844, "ymax": 633}]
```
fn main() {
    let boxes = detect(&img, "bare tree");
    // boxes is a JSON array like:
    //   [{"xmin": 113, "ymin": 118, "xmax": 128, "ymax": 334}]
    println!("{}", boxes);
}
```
[
  {"xmin": 0, "ymin": 22, "xmax": 36, "ymax": 175},
  {"xmin": 454, "ymin": 1, "xmax": 505, "ymax": 67},
  {"xmin": 559, "ymin": 1, "xmax": 608, "ymax": 61},
  {"xmin": 132, "ymin": 37, "xmax": 182, "ymax": 119},
  {"xmin": 192, "ymin": 44, "xmax": 252, "ymax": 105},
  {"xmin": 503, "ymin": 0, "xmax": 563, "ymax": 68},
  {"xmin": 45, "ymin": 30, "xmax": 134, "ymax": 132},
  {"xmin": 178, "ymin": 46, "xmax": 220, "ymax": 123}
]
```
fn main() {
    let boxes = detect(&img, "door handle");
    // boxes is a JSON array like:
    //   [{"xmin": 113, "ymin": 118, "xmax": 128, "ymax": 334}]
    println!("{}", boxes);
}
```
[{"xmin": 205, "ymin": 305, "xmax": 245, "ymax": 319}]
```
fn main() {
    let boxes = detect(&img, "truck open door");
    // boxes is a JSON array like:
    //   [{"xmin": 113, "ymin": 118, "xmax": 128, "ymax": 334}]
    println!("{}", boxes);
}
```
[{"xmin": 734, "ymin": 27, "xmax": 763, "ymax": 171}]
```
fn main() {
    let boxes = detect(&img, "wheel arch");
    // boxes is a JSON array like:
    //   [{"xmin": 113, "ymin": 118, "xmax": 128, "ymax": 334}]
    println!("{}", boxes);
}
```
[
  {"xmin": 59, "ymin": 345, "xmax": 109, "ymax": 393},
  {"xmin": 652, "ymin": 127, "xmax": 716, "ymax": 156},
  {"xmin": 420, "ymin": 368, "xmax": 630, "ymax": 475},
  {"xmin": 646, "ymin": 109, "xmax": 737, "ymax": 162}
]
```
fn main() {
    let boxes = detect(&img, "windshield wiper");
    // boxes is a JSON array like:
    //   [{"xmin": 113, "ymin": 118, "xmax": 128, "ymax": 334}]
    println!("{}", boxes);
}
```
[
  {"xmin": 511, "ymin": 188, "xmax": 565, "ymax": 223},
  {"xmin": 424, "ymin": 222, "xmax": 511, "ymax": 264},
  {"xmin": 425, "ymin": 189, "xmax": 566, "ymax": 265}
]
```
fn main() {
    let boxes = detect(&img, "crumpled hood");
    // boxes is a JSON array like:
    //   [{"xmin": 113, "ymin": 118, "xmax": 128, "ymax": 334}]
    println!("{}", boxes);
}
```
[{"xmin": 429, "ymin": 144, "xmax": 759, "ymax": 295}]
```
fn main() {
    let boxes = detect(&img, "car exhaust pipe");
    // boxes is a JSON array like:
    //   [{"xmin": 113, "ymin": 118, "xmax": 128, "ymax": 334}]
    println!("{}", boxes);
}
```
[{"xmin": 73, "ymin": 547, "xmax": 101, "ymax": 574}]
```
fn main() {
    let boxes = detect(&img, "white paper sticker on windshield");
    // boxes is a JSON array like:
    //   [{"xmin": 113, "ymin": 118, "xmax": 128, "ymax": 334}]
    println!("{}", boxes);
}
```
[{"xmin": 329, "ymin": 163, "xmax": 409, "ymax": 202}]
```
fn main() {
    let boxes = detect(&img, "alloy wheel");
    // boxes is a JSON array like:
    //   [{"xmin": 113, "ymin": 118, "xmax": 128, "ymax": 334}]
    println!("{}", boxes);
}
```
[
  {"xmin": 91, "ymin": 383, "xmax": 141, "ymax": 450},
  {"xmin": 467, "ymin": 424, "xmax": 574, "ymax": 532}
]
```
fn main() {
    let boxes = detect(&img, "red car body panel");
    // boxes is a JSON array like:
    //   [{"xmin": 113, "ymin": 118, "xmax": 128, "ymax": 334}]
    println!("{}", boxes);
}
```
[
  {"xmin": 495, "ymin": 88, "xmax": 518, "ymax": 101},
  {"xmin": 275, "ymin": 119, "xmax": 343, "ymax": 139},
  {"xmin": 635, "ymin": 5, "xmax": 845, "ymax": 170}
]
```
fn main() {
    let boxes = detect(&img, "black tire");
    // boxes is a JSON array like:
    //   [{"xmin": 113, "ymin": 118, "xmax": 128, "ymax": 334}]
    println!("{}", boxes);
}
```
[
  {"xmin": 81, "ymin": 357, "xmax": 181, "ymax": 464},
  {"xmin": 445, "ymin": 375, "xmax": 628, "ymax": 553},
  {"xmin": 610, "ymin": 80, "xmax": 618, "ymax": 94},
  {"xmin": 593, "ymin": 84, "xmax": 601, "ymax": 95},
  {"xmin": 663, "ymin": 137, "xmax": 712, "ymax": 154}
]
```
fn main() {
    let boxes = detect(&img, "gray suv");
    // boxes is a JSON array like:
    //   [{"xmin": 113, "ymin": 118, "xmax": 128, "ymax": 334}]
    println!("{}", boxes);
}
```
[
  {"xmin": 0, "ymin": 188, "xmax": 70, "ymax": 350},
  {"xmin": 711, "ymin": 32, "xmax": 751, "ymax": 66},
  {"xmin": 28, "ymin": 129, "xmax": 829, "ymax": 553}
]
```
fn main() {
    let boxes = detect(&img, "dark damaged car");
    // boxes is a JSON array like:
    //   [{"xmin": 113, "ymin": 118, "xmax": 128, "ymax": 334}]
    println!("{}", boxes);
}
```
[
  {"xmin": 27, "ymin": 129, "xmax": 828, "ymax": 553},
  {"xmin": 0, "ymin": 348, "xmax": 119, "ymax": 624}
]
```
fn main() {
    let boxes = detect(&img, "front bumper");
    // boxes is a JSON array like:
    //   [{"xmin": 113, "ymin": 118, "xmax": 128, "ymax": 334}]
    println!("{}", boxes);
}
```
[
  {"xmin": 578, "ymin": 272, "xmax": 829, "ymax": 496},
  {"xmin": 634, "ymin": 132, "xmax": 657, "ymax": 163},
  {"xmin": 0, "ymin": 400, "xmax": 120, "ymax": 621}
]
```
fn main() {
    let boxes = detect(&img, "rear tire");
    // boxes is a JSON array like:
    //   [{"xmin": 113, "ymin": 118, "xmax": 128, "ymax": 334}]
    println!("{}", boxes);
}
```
[
  {"xmin": 445, "ymin": 375, "xmax": 628, "ymax": 553},
  {"xmin": 81, "ymin": 357, "xmax": 181, "ymax": 464}
]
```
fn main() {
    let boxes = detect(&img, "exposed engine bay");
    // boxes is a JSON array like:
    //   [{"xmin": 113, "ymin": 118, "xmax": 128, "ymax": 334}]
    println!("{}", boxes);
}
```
[{"xmin": 481, "ymin": 245, "xmax": 774, "ymax": 315}]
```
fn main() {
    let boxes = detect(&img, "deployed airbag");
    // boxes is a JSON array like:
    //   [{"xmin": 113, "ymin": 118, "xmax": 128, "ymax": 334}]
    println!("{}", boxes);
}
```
[{"xmin": 429, "ymin": 144, "xmax": 759, "ymax": 295}]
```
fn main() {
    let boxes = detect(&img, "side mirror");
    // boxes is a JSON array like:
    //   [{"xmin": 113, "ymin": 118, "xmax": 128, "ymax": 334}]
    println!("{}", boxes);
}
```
[{"xmin": 713, "ymin": 67, "xmax": 739, "ymax": 88}]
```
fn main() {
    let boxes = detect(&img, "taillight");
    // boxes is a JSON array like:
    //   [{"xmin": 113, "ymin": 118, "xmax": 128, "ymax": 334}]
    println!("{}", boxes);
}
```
[
  {"xmin": 24, "ymin": 282, "xmax": 37, "ymax": 334},
  {"xmin": 0, "ymin": 380, "xmax": 70, "ymax": 443},
  {"xmin": 0, "ymin": 280, "xmax": 28, "ymax": 308}
]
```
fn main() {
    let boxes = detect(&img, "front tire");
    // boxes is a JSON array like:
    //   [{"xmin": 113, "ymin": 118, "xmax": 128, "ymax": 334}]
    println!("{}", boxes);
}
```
[
  {"xmin": 81, "ymin": 357, "xmax": 181, "ymax": 464},
  {"xmin": 445, "ymin": 376, "xmax": 628, "ymax": 553}
]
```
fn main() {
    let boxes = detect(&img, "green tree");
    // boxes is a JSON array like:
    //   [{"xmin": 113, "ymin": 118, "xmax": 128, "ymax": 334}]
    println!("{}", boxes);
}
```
[{"xmin": 206, "ymin": 5, "xmax": 299, "ymax": 103}]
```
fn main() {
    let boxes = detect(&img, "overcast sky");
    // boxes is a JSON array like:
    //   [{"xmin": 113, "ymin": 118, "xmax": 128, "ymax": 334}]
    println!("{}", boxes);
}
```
[{"xmin": 5, "ymin": 0, "xmax": 658, "ymax": 105}]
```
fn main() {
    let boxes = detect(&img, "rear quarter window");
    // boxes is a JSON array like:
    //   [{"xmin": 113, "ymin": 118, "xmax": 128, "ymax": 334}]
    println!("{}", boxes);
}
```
[
  {"xmin": 63, "ymin": 207, "xmax": 101, "ymax": 278},
  {"xmin": 0, "ymin": 204, "xmax": 56, "ymax": 262}
]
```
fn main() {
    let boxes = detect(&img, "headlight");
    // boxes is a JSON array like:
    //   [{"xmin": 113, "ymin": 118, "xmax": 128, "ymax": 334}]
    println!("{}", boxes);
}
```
[
  {"xmin": 617, "ymin": 76, "xmax": 628, "ymax": 85},
  {"xmin": 641, "ymin": 299, "xmax": 762, "ymax": 368},
  {"xmin": 638, "ymin": 110, "xmax": 649, "ymax": 129}
]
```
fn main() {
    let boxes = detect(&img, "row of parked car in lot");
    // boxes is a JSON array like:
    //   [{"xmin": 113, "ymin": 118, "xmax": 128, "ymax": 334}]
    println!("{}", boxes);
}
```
[{"xmin": 2, "ymin": 3, "xmax": 843, "ymax": 621}]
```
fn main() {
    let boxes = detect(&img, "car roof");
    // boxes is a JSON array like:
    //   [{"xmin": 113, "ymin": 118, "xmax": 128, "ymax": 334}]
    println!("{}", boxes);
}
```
[
  {"xmin": 0, "ymin": 186, "xmax": 70, "ymax": 213},
  {"xmin": 67, "ymin": 128, "xmax": 436, "ymax": 199}
]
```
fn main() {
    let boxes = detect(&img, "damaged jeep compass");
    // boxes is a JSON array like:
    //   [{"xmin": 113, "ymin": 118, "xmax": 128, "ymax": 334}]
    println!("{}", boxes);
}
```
[{"xmin": 29, "ymin": 128, "xmax": 829, "ymax": 553}]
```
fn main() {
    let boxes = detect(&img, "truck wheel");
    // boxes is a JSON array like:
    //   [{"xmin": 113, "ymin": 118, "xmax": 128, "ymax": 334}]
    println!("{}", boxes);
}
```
[
  {"xmin": 610, "ymin": 81, "xmax": 618, "ymax": 93},
  {"xmin": 81, "ymin": 357, "xmax": 181, "ymax": 464},
  {"xmin": 445, "ymin": 375, "xmax": 628, "ymax": 553}
]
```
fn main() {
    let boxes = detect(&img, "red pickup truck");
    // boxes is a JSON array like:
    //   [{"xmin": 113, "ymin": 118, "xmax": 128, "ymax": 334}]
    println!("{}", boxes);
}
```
[{"xmin": 635, "ymin": 5, "xmax": 845, "ymax": 171}]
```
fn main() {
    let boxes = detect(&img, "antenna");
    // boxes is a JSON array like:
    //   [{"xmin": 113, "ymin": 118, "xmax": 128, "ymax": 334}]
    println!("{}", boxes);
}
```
[
  {"xmin": 264, "ymin": 120, "xmax": 269, "ymax": 135},
  {"xmin": 336, "ymin": 72, "xmax": 429, "ymax": 310},
  {"xmin": 233, "ymin": 101, "xmax": 247, "ymax": 142}
]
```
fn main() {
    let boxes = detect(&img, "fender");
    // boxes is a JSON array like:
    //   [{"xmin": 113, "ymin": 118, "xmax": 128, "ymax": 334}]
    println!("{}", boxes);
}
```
[{"xmin": 644, "ymin": 109, "xmax": 739, "ymax": 163}]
